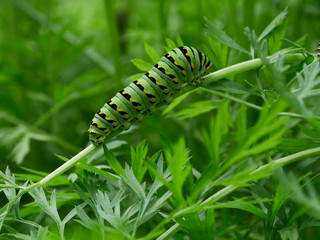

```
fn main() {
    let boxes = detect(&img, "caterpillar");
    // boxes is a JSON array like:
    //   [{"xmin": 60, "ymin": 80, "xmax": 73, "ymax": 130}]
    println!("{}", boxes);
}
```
[
  {"xmin": 317, "ymin": 43, "xmax": 320, "ymax": 58},
  {"xmin": 88, "ymin": 46, "xmax": 212, "ymax": 145}
]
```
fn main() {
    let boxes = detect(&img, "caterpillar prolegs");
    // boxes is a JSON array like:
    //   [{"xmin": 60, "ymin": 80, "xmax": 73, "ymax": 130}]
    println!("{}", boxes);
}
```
[{"xmin": 88, "ymin": 46, "xmax": 212, "ymax": 145}]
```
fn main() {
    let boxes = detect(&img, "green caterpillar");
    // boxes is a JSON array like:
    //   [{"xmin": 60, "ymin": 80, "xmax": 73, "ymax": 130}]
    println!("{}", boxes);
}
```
[{"xmin": 88, "ymin": 46, "xmax": 212, "ymax": 145}]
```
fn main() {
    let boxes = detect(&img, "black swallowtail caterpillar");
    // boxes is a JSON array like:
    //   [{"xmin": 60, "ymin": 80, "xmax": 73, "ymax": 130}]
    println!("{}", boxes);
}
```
[
  {"xmin": 88, "ymin": 46, "xmax": 212, "ymax": 145},
  {"xmin": 317, "ymin": 43, "xmax": 320, "ymax": 58}
]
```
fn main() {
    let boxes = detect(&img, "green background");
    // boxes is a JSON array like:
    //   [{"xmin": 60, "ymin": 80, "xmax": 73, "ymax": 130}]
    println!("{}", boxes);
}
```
[
  {"xmin": 1, "ymin": 0, "xmax": 319, "ymax": 170},
  {"xmin": 1, "ymin": 0, "xmax": 320, "ymax": 239}
]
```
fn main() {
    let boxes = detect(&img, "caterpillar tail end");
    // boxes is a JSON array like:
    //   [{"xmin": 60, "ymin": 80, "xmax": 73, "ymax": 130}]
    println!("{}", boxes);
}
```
[{"xmin": 88, "ymin": 128, "xmax": 107, "ymax": 145}]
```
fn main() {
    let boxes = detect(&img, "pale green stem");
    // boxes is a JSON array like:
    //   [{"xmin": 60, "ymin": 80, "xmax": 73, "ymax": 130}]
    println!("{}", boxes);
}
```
[
  {"xmin": 39, "ymin": 144, "xmax": 97, "ymax": 185},
  {"xmin": 156, "ymin": 223, "xmax": 180, "ymax": 240},
  {"xmin": 198, "ymin": 147, "xmax": 320, "ymax": 207},
  {"xmin": 175, "ymin": 53, "xmax": 307, "ymax": 97},
  {"xmin": 1, "ymin": 129, "xmax": 125, "ymax": 216},
  {"xmin": 203, "ymin": 53, "xmax": 307, "ymax": 83},
  {"xmin": 0, "ymin": 144, "xmax": 97, "ymax": 217}
]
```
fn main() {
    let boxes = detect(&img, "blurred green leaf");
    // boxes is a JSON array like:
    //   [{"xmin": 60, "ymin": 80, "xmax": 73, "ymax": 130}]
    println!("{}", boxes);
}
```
[
  {"xmin": 206, "ymin": 79, "xmax": 253, "ymax": 94},
  {"xmin": 176, "ymin": 35, "xmax": 184, "ymax": 46},
  {"xmin": 130, "ymin": 58, "xmax": 154, "ymax": 72},
  {"xmin": 168, "ymin": 100, "xmax": 222, "ymax": 119},
  {"xmin": 258, "ymin": 8, "xmax": 288, "ymax": 41},
  {"xmin": 103, "ymin": 145, "xmax": 125, "ymax": 177},
  {"xmin": 205, "ymin": 17, "xmax": 250, "ymax": 55},
  {"xmin": 165, "ymin": 38, "xmax": 178, "ymax": 50},
  {"xmin": 144, "ymin": 43, "xmax": 160, "ymax": 63},
  {"xmin": 56, "ymin": 154, "xmax": 120, "ymax": 180},
  {"xmin": 237, "ymin": 200, "xmax": 269, "ymax": 220},
  {"xmin": 278, "ymin": 226, "xmax": 299, "ymax": 240},
  {"xmin": 128, "ymin": 73, "xmax": 144, "ymax": 81},
  {"xmin": 131, "ymin": 140, "xmax": 148, "ymax": 182},
  {"xmin": 206, "ymin": 37, "xmax": 228, "ymax": 69},
  {"xmin": 164, "ymin": 137, "xmax": 191, "ymax": 206},
  {"xmin": 162, "ymin": 88, "xmax": 198, "ymax": 115}
]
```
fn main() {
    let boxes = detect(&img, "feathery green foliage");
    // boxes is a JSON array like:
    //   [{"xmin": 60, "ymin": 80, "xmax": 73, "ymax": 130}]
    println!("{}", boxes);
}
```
[{"xmin": 1, "ymin": 0, "xmax": 320, "ymax": 239}]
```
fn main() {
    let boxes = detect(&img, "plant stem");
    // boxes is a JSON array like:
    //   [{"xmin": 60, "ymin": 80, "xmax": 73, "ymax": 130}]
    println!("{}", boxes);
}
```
[
  {"xmin": 199, "ymin": 147, "xmax": 320, "ymax": 208},
  {"xmin": 203, "ymin": 53, "xmax": 307, "ymax": 83},
  {"xmin": 0, "ymin": 144, "xmax": 97, "ymax": 218},
  {"xmin": 39, "ymin": 144, "xmax": 97, "ymax": 185},
  {"xmin": 1, "ymin": 129, "xmax": 126, "ymax": 219},
  {"xmin": 176, "ymin": 53, "xmax": 307, "ymax": 97},
  {"xmin": 156, "ymin": 223, "xmax": 180, "ymax": 240}
]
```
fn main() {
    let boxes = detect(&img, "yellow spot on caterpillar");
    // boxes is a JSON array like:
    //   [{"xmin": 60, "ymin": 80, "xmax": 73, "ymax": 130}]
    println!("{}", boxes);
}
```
[
  {"xmin": 92, "ymin": 121, "xmax": 95, "ymax": 124},
  {"xmin": 206, "ymin": 63, "xmax": 212, "ymax": 70},
  {"xmin": 136, "ymin": 81, "xmax": 140, "ymax": 85},
  {"xmin": 99, "ymin": 111, "xmax": 103, "ymax": 114},
  {"xmin": 137, "ymin": 105, "xmax": 142, "ymax": 110},
  {"xmin": 174, "ymin": 61, "xmax": 180, "ymax": 66},
  {"xmin": 165, "ymin": 70, "xmax": 170, "ymax": 75},
  {"xmin": 109, "ymin": 101, "xmax": 113, "ymax": 105},
  {"xmin": 164, "ymin": 89, "xmax": 169, "ymax": 93},
  {"xmin": 182, "ymin": 70, "xmax": 186, "ymax": 75},
  {"xmin": 124, "ymin": 114, "xmax": 129, "ymax": 119},
  {"xmin": 151, "ymin": 98, "xmax": 156, "ymax": 102},
  {"xmin": 156, "ymin": 81, "xmax": 160, "ymax": 85},
  {"xmin": 148, "ymin": 74, "xmax": 152, "ymax": 77},
  {"xmin": 186, "ymin": 53, "xmax": 190, "ymax": 56},
  {"xmin": 143, "ymin": 89, "xmax": 148, "ymax": 94},
  {"xmin": 129, "ymin": 97, "xmax": 134, "ymax": 102},
  {"xmin": 167, "ymin": 54, "xmax": 171, "ymax": 57},
  {"xmin": 97, "ymin": 125, "xmax": 102, "ymax": 128},
  {"xmin": 112, "ymin": 122, "xmax": 117, "ymax": 127},
  {"xmin": 157, "ymin": 65, "xmax": 161, "ymax": 68},
  {"xmin": 122, "ymin": 91, "xmax": 126, "ymax": 94},
  {"xmin": 88, "ymin": 130, "xmax": 92, "ymax": 133},
  {"xmin": 201, "ymin": 61, "xmax": 204, "ymax": 67},
  {"xmin": 191, "ymin": 63, "xmax": 194, "ymax": 69},
  {"xmin": 173, "ymin": 78, "xmax": 178, "ymax": 83},
  {"xmin": 116, "ymin": 107, "xmax": 121, "ymax": 111},
  {"xmin": 104, "ymin": 129, "xmax": 109, "ymax": 133},
  {"xmin": 105, "ymin": 116, "xmax": 110, "ymax": 120}
]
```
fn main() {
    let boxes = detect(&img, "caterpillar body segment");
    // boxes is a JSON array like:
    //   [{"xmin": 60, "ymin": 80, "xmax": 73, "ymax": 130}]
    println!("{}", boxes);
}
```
[{"xmin": 88, "ymin": 46, "xmax": 212, "ymax": 144}]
